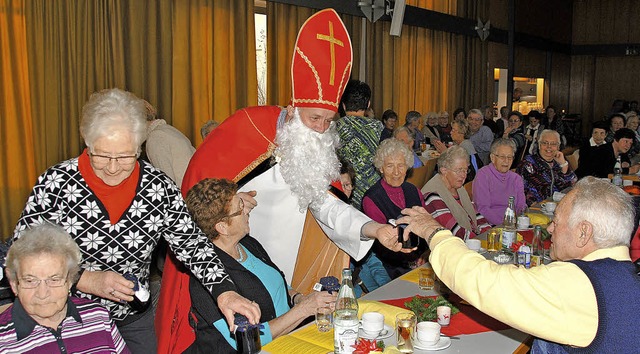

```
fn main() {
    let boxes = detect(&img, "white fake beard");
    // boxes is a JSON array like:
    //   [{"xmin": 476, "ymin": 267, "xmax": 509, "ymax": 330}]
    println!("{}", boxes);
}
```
[{"xmin": 274, "ymin": 108, "xmax": 340, "ymax": 212}]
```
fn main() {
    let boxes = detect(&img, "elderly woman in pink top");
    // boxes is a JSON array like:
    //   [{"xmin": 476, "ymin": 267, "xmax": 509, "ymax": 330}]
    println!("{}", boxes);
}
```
[{"xmin": 472, "ymin": 138, "xmax": 527, "ymax": 225}]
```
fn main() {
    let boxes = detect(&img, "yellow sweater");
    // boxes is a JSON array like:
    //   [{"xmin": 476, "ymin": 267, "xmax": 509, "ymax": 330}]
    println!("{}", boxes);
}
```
[{"xmin": 429, "ymin": 230, "xmax": 631, "ymax": 347}]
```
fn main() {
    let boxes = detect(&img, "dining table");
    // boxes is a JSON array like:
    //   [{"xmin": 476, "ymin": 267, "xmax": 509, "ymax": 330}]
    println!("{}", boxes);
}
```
[{"xmin": 261, "ymin": 265, "xmax": 532, "ymax": 354}]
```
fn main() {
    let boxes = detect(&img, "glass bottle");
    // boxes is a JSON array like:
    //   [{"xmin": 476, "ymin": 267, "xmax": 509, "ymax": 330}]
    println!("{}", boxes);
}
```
[
  {"xmin": 334, "ymin": 268, "xmax": 359, "ymax": 354},
  {"xmin": 613, "ymin": 156, "xmax": 623, "ymax": 187},
  {"xmin": 531, "ymin": 225, "xmax": 544, "ymax": 257},
  {"xmin": 502, "ymin": 196, "xmax": 517, "ymax": 249}
]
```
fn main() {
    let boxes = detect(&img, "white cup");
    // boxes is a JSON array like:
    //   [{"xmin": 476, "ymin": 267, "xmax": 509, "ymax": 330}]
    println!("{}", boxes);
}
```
[
  {"xmin": 361, "ymin": 312, "xmax": 384, "ymax": 336},
  {"xmin": 416, "ymin": 321, "xmax": 441, "ymax": 345},
  {"xmin": 542, "ymin": 202, "xmax": 557, "ymax": 214},
  {"xmin": 517, "ymin": 215, "xmax": 530, "ymax": 229},
  {"xmin": 623, "ymin": 179, "xmax": 633, "ymax": 187},
  {"xmin": 465, "ymin": 239, "xmax": 481, "ymax": 251},
  {"xmin": 436, "ymin": 306, "xmax": 451, "ymax": 327}
]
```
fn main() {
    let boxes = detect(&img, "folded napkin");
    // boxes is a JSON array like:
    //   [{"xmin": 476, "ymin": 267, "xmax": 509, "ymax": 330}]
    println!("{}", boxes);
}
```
[
  {"xmin": 358, "ymin": 300, "xmax": 410, "ymax": 328},
  {"xmin": 397, "ymin": 267, "xmax": 421, "ymax": 284}
]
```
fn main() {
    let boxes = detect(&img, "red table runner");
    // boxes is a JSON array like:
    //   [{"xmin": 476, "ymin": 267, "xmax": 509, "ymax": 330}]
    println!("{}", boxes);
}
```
[
  {"xmin": 518, "ymin": 229, "xmax": 551, "ymax": 249},
  {"xmin": 380, "ymin": 295, "xmax": 510, "ymax": 336}
]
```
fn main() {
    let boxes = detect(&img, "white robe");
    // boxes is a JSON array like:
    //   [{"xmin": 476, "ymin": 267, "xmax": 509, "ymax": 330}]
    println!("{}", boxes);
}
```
[{"xmin": 239, "ymin": 163, "xmax": 374, "ymax": 283}]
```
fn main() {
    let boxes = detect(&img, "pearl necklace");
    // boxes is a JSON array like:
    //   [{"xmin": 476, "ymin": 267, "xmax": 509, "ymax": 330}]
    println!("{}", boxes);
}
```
[{"xmin": 235, "ymin": 244, "xmax": 245, "ymax": 262}]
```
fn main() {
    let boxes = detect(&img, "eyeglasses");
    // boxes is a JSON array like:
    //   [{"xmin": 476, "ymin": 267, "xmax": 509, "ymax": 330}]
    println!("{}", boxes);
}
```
[
  {"xmin": 492, "ymin": 153, "xmax": 514, "ymax": 160},
  {"xmin": 224, "ymin": 199, "xmax": 245, "ymax": 219},
  {"xmin": 508, "ymin": 119, "xmax": 521, "ymax": 123},
  {"xmin": 539, "ymin": 141, "xmax": 560, "ymax": 147},
  {"xmin": 445, "ymin": 167, "xmax": 470, "ymax": 176},
  {"xmin": 19, "ymin": 275, "xmax": 68, "ymax": 289},
  {"xmin": 90, "ymin": 152, "xmax": 138, "ymax": 166}
]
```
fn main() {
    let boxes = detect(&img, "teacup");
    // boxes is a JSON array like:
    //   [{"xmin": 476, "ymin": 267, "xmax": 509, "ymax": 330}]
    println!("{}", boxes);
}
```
[
  {"xmin": 541, "ymin": 201, "xmax": 557, "ymax": 214},
  {"xmin": 361, "ymin": 312, "xmax": 384, "ymax": 336},
  {"xmin": 415, "ymin": 321, "xmax": 441, "ymax": 345},
  {"xmin": 517, "ymin": 215, "xmax": 530, "ymax": 229}
]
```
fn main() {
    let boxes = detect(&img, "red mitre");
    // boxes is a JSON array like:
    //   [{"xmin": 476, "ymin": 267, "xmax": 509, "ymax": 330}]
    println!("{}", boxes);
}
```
[{"xmin": 290, "ymin": 8, "xmax": 353, "ymax": 112}]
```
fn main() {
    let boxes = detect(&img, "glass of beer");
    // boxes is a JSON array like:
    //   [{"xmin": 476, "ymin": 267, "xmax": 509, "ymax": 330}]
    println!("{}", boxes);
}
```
[
  {"xmin": 419, "ymin": 266, "xmax": 435, "ymax": 290},
  {"xmin": 315, "ymin": 306, "xmax": 332, "ymax": 332},
  {"xmin": 487, "ymin": 231, "xmax": 499, "ymax": 252},
  {"xmin": 396, "ymin": 312, "xmax": 416, "ymax": 353}
]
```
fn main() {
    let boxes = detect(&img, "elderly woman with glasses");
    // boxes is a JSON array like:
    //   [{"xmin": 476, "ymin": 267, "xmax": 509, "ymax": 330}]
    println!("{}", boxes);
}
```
[
  {"xmin": 422, "ymin": 146, "xmax": 491, "ymax": 240},
  {"xmin": 9, "ymin": 88, "xmax": 259, "ymax": 352},
  {"xmin": 185, "ymin": 178, "xmax": 334, "ymax": 353},
  {"xmin": 501, "ymin": 111, "xmax": 526, "ymax": 167},
  {"xmin": 516, "ymin": 129, "xmax": 578, "ymax": 206},
  {"xmin": 472, "ymin": 139, "xmax": 527, "ymax": 225},
  {"xmin": 1, "ymin": 224, "xmax": 129, "ymax": 353}
]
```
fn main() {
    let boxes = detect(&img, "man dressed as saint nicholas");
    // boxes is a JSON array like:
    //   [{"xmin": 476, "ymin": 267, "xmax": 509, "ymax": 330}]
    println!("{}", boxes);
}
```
[{"xmin": 156, "ymin": 9, "xmax": 407, "ymax": 353}]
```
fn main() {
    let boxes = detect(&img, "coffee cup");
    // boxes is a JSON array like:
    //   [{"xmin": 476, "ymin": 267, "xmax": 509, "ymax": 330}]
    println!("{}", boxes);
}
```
[
  {"xmin": 465, "ymin": 239, "xmax": 481, "ymax": 251},
  {"xmin": 415, "ymin": 321, "xmax": 441, "ymax": 345},
  {"xmin": 517, "ymin": 215, "xmax": 530, "ymax": 229},
  {"xmin": 542, "ymin": 202, "xmax": 557, "ymax": 214},
  {"xmin": 361, "ymin": 312, "xmax": 384, "ymax": 336}
]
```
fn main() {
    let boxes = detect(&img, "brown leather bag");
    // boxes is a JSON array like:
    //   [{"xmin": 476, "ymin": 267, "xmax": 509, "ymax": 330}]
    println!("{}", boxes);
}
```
[{"xmin": 290, "ymin": 210, "xmax": 350, "ymax": 294}]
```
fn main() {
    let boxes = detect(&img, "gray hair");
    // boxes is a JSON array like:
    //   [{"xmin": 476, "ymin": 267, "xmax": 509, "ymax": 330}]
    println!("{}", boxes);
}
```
[
  {"xmin": 424, "ymin": 112, "xmax": 438, "ymax": 122},
  {"xmin": 452, "ymin": 118, "xmax": 470, "ymax": 139},
  {"xmin": 468, "ymin": 108, "xmax": 483, "ymax": 118},
  {"xmin": 393, "ymin": 125, "xmax": 415, "ymax": 140},
  {"xmin": 373, "ymin": 138, "xmax": 414, "ymax": 170},
  {"xmin": 438, "ymin": 145, "xmax": 469, "ymax": 169},
  {"xmin": 490, "ymin": 138, "xmax": 516, "ymax": 155},
  {"xmin": 567, "ymin": 177, "xmax": 634, "ymax": 248},
  {"xmin": 6, "ymin": 223, "xmax": 82, "ymax": 284},
  {"xmin": 80, "ymin": 88, "xmax": 148, "ymax": 151},
  {"xmin": 538, "ymin": 129, "xmax": 560, "ymax": 143},
  {"xmin": 200, "ymin": 120, "xmax": 219, "ymax": 140},
  {"xmin": 405, "ymin": 111, "xmax": 421, "ymax": 125}
]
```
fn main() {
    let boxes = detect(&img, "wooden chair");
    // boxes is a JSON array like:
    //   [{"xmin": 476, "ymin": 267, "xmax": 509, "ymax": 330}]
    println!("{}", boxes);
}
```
[
  {"xmin": 464, "ymin": 181, "xmax": 473, "ymax": 200},
  {"xmin": 566, "ymin": 149, "xmax": 579, "ymax": 171},
  {"xmin": 406, "ymin": 164, "xmax": 429, "ymax": 189},
  {"xmin": 423, "ymin": 158, "xmax": 438, "ymax": 184}
]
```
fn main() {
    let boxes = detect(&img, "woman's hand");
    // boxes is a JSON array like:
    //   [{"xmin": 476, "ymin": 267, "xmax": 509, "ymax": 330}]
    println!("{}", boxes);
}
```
[
  {"xmin": 295, "ymin": 291, "xmax": 337, "ymax": 317},
  {"xmin": 553, "ymin": 151, "xmax": 567, "ymax": 165},
  {"xmin": 217, "ymin": 291, "xmax": 262, "ymax": 329},
  {"xmin": 434, "ymin": 140, "xmax": 447, "ymax": 153},
  {"xmin": 77, "ymin": 270, "xmax": 134, "ymax": 302}
]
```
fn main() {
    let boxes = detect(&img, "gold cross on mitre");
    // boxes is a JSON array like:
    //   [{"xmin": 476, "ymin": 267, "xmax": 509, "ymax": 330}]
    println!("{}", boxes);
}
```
[{"xmin": 316, "ymin": 21, "xmax": 344, "ymax": 86}]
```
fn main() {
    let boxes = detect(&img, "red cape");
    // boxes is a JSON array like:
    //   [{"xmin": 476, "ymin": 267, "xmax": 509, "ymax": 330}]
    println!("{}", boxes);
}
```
[{"xmin": 156, "ymin": 106, "xmax": 281, "ymax": 354}]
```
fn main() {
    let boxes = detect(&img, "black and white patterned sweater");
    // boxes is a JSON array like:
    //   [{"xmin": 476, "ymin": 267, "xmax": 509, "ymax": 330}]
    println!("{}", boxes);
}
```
[{"xmin": 11, "ymin": 157, "xmax": 233, "ymax": 320}]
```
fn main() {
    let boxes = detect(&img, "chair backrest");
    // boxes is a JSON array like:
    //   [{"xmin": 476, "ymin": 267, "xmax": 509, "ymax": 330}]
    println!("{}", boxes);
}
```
[
  {"xmin": 464, "ymin": 181, "xmax": 473, "ymax": 200},
  {"xmin": 423, "ymin": 158, "xmax": 438, "ymax": 184},
  {"xmin": 406, "ymin": 164, "xmax": 429, "ymax": 189},
  {"xmin": 566, "ymin": 149, "xmax": 579, "ymax": 171}
]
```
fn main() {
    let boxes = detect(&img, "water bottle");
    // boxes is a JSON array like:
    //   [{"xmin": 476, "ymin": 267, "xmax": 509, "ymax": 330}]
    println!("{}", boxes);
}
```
[
  {"xmin": 532, "ymin": 225, "xmax": 544, "ymax": 257},
  {"xmin": 502, "ymin": 196, "xmax": 517, "ymax": 249},
  {"xmin": 334, "ymin": 268, "xmax": 359, "ymax": 354},
  {"xmin": 613, "ymin": 156, "xmax": 623, "ymax": 187}
]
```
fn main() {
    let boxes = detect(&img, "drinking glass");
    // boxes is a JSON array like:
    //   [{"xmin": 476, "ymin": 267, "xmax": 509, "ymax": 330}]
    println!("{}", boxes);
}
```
[
  {"xmin": 315, "ymin": 306, "xmax": 332, "ymax": 332},
  {"xmin": 396, "ymin": 312, "xmax": 416, "ymax": 353},
  {"xmin": 419, "ymin": 267, "xmax": 435, "ymax": 290}
]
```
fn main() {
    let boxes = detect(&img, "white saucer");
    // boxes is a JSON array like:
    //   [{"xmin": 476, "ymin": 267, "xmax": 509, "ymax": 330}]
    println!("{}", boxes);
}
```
[
  {"xmin": 412, "ymin": 336, "xmax": 452, "ymax": 351},
  {"xmin": 475, "ymin": 247, "xmax": 487, "ymax": 254},
  {"xmin": 358, "ymin": 324, "xmax": 393, "ymax": 340}
]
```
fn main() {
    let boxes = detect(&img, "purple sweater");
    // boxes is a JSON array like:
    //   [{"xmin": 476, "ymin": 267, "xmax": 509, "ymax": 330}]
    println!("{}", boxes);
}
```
[{"xmin": 472, "ymin": 164, "xmax": 526, "ymax": 225}]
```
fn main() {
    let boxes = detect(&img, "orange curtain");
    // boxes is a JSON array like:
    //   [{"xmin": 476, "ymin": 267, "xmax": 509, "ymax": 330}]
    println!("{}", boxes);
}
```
[
  {"xmin": 0, "ymin": 0, "xmax": 257, "ymax": 238},
  {"xmin": 0, "ymin": 0, "xmax": 37, "ymax": 239},
  {"xmin": 172, "ymin": 0, "xmax": 257, "ymax": 145}
]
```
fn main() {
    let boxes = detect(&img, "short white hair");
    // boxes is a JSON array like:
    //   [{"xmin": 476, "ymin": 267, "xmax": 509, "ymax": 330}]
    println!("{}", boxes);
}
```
[
  {"xmin": 438, "ymin": 145, "xmax": 469, "ymax": 169},
  {"xmin": 568, "ymin": 177, "xmax": 635, "ymax": 248},
  {"xmin": 80, "ymin": 88, "xmax": 148, "ymax": 151},
  {"xmin": 374, "ymin": 138, "xmax": 413, "ymax": 170},
  {"xmin": 538, "ymin": 129, "xmax": 560, "ymax": 143}
]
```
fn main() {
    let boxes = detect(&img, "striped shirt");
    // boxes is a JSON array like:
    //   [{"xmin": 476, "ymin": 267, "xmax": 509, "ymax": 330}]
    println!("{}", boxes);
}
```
[
  {"xmin": 0, "ymin": 297, "xmax": 129, "ymax": 354},
  {"xmin": 424, "ymin": 192, "xmax": 491, "ymax": 240}
]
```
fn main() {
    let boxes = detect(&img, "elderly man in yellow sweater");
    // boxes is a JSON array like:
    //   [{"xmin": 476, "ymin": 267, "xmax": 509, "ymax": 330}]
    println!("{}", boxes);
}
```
[{"xmin": 399, "ymin": 176, "xmax": 640, "ymax": 352}]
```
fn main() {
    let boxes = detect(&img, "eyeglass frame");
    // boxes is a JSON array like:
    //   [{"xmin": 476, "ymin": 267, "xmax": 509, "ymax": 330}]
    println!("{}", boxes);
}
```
[
  {"xmin": 89, "ymin": 152, "xmax": 139, "ymax": 166},
  {"xmin": 443, "ymin": 166, "xmax": 470, "ymax": 176},
  {"xmin": 18, "ymin": 274, "xmax": 69, "ymax": 289},
  {"xmin": 539, "ymin": 141, "xmax": 560, "ymax": 147},
  {"xmin": 491, "ymin": 153, "xmax": 514, "ymax": 160},
  {"xmin": 223, "ymin": 198, "xmax": 245, "ymax": 220}
]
